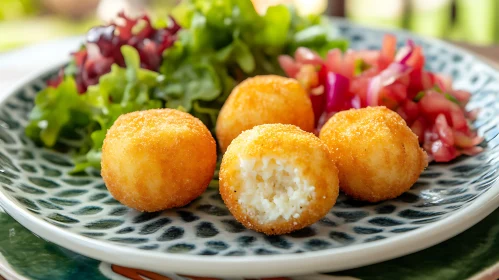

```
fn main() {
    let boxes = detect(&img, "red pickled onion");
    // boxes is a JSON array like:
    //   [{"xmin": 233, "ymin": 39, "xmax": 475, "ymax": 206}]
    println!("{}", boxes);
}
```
[
  {"xmin": 316, "ymin": 111, "xmax": 336, "ymax": 132},
  {"xmin": 367, "ymin": 62, "xmax": 412, "ymax": 106},
  {"xmin": 351, "ymin": 95, "xmax": 361, "ymax": 109},
  {"xmin": 407, "ymin": 39, "xmax": 416, "ymax": 48},
  {"xmin": 309, "ymin": 65, "xmax": 329, "ymax": 126},
  {"xmin": 326, "ymin": 72, "xmax": 350, "ymax": 113},
  {"xmin": 395, "ymin": 41, "xmax": 414, "ymax": 64},
  {"xmin": 396, "ymin": 46, "xmax": 413, "ymax": 64},
  {"xmin": 279, "ymin": 35, "xmax": 483, "ymax": 163}
]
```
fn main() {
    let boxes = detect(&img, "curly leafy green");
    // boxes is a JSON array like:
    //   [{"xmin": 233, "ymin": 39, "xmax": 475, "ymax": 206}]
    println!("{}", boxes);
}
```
[
  {"xmin": 27, "ymin": 46, "xmax": 164, "ymax": 172},
  {"xmin": 25, "ymin": 77, "xmax": 90, "ymax": 147},
  {"xmin": 155, "ymin": 56, "xmax": 222, "ymax": 111},
  {"xmin": 73, "ymin": 46, "xmax": 164, "ymax": 172},
  {"xmin": 163, "ymin": 0, "xmax": 348, "ymax": 132},
  {"xmin": 26, "ymin": 0, "xmax": 347, "ymax": 172},
  {"xmin": 255, "ymin": 5, "xmax": 291, "ymax": 47}
]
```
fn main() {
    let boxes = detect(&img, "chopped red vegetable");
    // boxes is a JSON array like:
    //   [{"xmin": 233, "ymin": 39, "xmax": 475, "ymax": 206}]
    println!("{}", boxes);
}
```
[
  {"xmin": 48, "ymin": 12, "xmax": 181, "ymax": 93},
  {"xmin": 279, "ymin": 35, "xmax": 483, "ymax": 162}
]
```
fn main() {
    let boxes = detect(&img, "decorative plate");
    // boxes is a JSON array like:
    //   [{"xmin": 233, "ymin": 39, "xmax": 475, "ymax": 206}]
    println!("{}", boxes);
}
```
[
  {"xmin": 2, "ymin": 206, "xmax": 499, "ymax": 280},
  {"xmin": 0, "ymin": 20, "xmax": 498, "ymax": 278}
]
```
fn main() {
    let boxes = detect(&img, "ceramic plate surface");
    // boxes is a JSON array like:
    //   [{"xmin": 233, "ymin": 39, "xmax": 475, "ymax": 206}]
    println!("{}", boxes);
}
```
[{"xmin": 0, "ymin": 21, "xmax": 498, "ymax": 278}]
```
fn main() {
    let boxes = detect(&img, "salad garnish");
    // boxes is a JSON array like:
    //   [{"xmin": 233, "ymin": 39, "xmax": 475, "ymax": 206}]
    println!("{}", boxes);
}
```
[
  {"xmin": 280, "ymin": 35, "xmax": 483, "ymax": 162},
  {"xmin": 26, "ymin": 0, "xmax": 348, "ymax": 172}
]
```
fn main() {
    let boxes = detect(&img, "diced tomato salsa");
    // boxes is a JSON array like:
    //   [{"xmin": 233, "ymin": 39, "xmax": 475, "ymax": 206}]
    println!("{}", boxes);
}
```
[{"xmin": 279, "ymin": 35, "xmax": 483, "ymax": 162}]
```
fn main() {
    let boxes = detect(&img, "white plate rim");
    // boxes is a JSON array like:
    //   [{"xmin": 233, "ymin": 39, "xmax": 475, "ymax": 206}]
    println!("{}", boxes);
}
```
[{"xmin": 0, "ymin": 22, "xmax": 499, "ymax": 278}]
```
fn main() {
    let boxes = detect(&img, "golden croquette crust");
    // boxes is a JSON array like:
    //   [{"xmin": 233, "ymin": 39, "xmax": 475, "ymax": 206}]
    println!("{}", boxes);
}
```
[
  {"xmin": 215, "ymin": 75, "xmax": 315, "ymax": 153},
  {"xmin": 101, "ymin": 109, "xmax": 217, "ymax": 212},
  {"xmin": 219, "ymin": 124, "xmax": 339, "ymax": 235},
  {"xmin": 319, "ymin": 106, "xmax": 428, "ymax": 203}
]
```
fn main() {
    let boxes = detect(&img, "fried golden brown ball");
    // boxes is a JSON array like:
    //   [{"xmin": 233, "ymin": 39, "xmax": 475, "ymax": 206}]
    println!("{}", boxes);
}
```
[
  {"xmin": 319, "ymin": 106, "xmax": 427, "ymax": 202},
  {"xmin": 101, "ymin": 109, "xmax": 217, "ymax": 212},
  {"xmin": 219, "ymin": 124, "xmax": 339, "ymax": 235},
  {"xmin": 215, "ymin": 75, "xmax": 314, "ymax": 153}
]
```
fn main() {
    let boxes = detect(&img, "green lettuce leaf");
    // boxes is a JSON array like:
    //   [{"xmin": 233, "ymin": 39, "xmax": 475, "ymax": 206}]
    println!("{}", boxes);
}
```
[
  {"xmin": 27, "ymin": 46, "xmax": 164, "ymax": 173},
  {"xmin": 291, "ymin": 17, "xmax": 348, "ymax": 56},
  {"xmin": 25, "ymin": 77, "xmax": 89, "ymax": 147},
  {"xmin": 26, "ymin": 0, "xmax": 348, "ymax": 172},
  {"xmin": 155, "ymin": 57, "xmax": 222, "ymax": 111},
  {"xmin": 74, "ymin": 46, "xmax": 163, "ymax": 171},
  {"xmin": 166, "ymin": 0, "xmax": 348, "ymax": 121},
  {"xmin": 255, "ymin": 5, "xmax": 291, "ymax": 47}
]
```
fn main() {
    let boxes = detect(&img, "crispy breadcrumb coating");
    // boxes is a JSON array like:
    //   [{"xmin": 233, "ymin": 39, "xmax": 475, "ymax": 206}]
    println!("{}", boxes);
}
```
[
  {"xmin": 319, "ymin": 106, "xmax": 428, "ymax": 202},
  {"xmin": 216, "ymin": 75, "xmax": 315, "ymax": 153},
  {"xmin": 220, "ymin": 124, "xmax": 339, "ymax": 235},
  {"xmin": 101, "ymin": 109, "xmax": 217, "ymax": 212}
]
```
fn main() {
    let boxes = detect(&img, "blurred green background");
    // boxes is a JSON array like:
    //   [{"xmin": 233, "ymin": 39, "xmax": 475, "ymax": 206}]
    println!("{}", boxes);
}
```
[
  {"xmin": 0, "ymin": 0, "xmax": 498, "ymax": 52},
  {"xmin": 342, "ymin": 0, "xmax": 499, "ymax": 45}
]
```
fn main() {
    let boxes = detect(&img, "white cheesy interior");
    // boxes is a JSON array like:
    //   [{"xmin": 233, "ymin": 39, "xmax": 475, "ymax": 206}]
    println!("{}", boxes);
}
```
[{"xmin": 237, "ymin": 156, "xmax": 316, "ymax": 223}]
